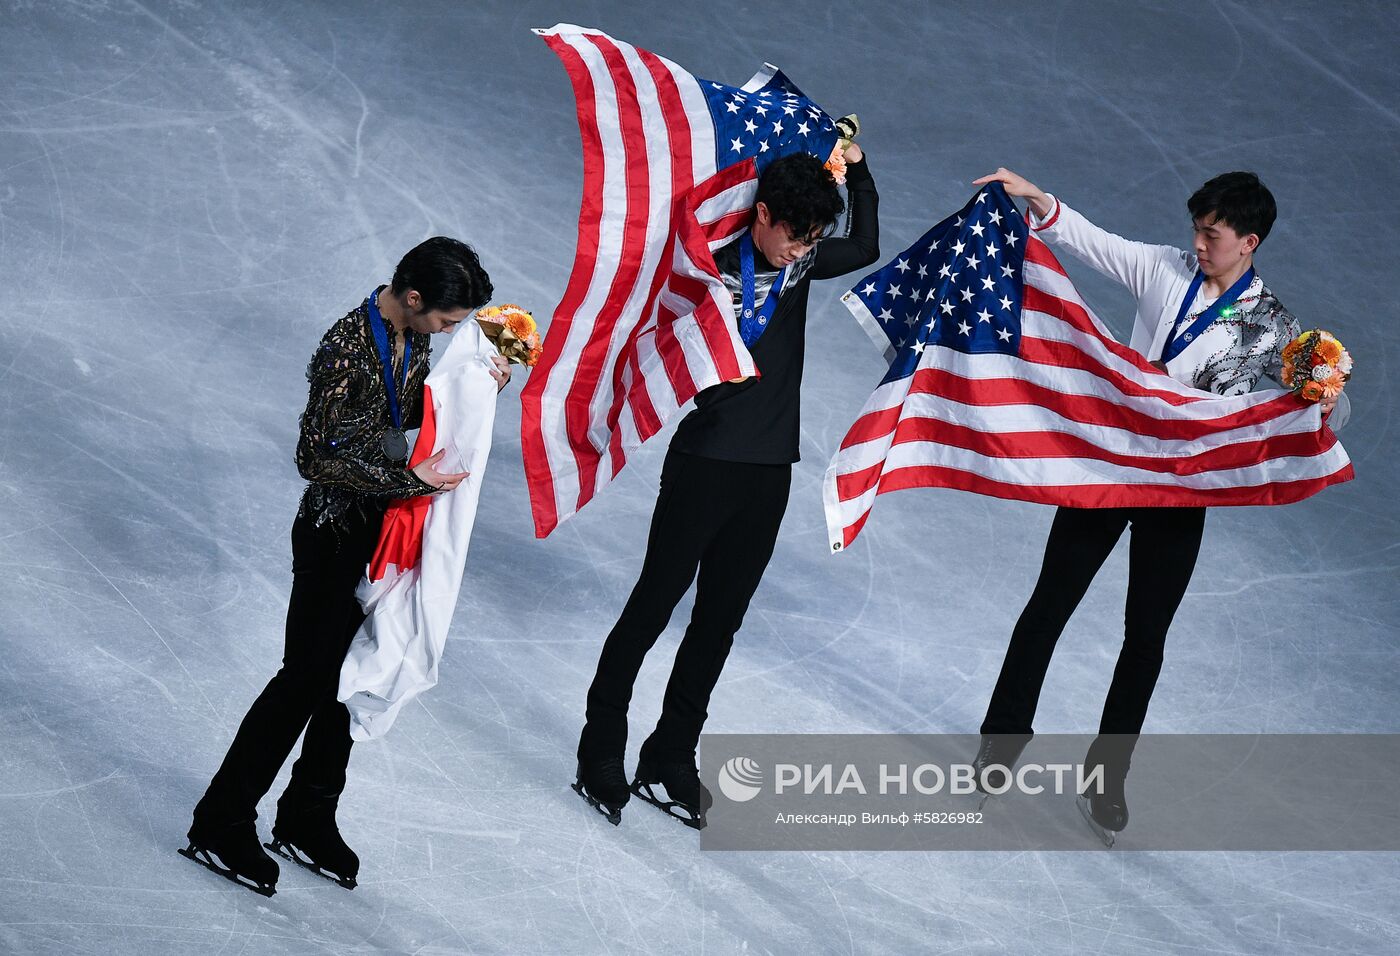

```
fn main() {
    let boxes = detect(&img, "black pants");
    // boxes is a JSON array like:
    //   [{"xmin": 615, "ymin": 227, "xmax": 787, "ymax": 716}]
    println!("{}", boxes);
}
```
[
  {"xmin": 579, "ymin": 449, "xmax": 792, "ymax": 765},
  {"xmin": 980, "ymin": 505, "xmax": 1206, "ymax": 766},
  {"xmin": 191, "ymin": 503, "xmax": 383, "ymax": 832}
]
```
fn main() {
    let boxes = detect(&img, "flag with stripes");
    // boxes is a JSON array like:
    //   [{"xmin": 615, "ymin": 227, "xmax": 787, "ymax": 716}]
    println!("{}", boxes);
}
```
[
  {"xmin": 825, "ymin": 183, "xmax": 1353, "ymax": 551},
  {"xmin": 523, "ymin": 24, "xmax": 839, "ymax": 537}
]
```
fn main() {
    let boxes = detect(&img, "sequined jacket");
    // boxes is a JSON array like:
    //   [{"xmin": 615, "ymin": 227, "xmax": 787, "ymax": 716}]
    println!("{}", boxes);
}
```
[
  {"xmin": 296, "ymin": 292, "xmax": 438, "ymax": 526},
  {"xmin": 1030, "ymin": 196, "xmax": 1351, "ymax": 429}
]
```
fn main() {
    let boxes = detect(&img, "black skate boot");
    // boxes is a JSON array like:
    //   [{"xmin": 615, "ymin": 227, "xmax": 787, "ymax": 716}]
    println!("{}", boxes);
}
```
[
  {"xmin": 631, "ymin": 757, "xmax": 712, "ymax": 830},
  {"xmin": 180, "ymin": 820, "xmax": 279, "ymax": 897},
  {"xmin": 266, "ymin": 786, "xmax": 359, "ymax": 889},
  {"xmin": 573, "ymin": 755, "xmax": 631, "ymax": 826},
  {"xmin": 1076, "ymin": 763, "xmax": 1129, "ymax": 848},
  {"xmin": 972, "ymin": 733, "xmax": 1032, "ymax": 809}
]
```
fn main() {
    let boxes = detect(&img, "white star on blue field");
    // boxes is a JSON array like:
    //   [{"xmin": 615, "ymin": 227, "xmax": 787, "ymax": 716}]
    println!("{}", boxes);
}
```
[
  {"xmin": 849, "ymin": 183, "xmax": 1029, "ymax": 385},
  {"xmin": 700, "ymin": 70, "xmax": 838, "ymax": 171}
]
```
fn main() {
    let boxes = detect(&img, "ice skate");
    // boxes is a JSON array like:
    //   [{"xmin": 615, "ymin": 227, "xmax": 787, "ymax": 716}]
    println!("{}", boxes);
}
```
[
  {"xmin": 265, "ymin": 812, "xmax": 359, "ymax": 889},
  {"xmin": 1077, "ymin": 768, "xmax": 1129, "ymax": 848},
  {"xmin": 631, "ymin": 758, "xmax": 712, "ymax": 830},
  {"xmin": 573, "ymin": 756, "xmax": 631, "ymax": 826},
  {"xmin": 972, "ymin": 733, "xmax": 1032, "ymax": 809},
  {"xmin": 180, "ymin": 821, "xmax": 278, "ymax": 897}
]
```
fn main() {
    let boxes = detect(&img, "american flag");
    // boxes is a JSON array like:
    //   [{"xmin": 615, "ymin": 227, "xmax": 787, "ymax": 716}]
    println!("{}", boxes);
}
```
[
  {"xmin": 522, "ymin": 24, "xmax": 839, "ymax": 537},
  {"xmin": 824, "ymin": 183, "xmax": 1354, "ymax": 551}
]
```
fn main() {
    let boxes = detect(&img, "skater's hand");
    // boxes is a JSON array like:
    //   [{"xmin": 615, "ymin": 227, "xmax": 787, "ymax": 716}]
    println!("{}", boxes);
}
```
[
  {"xmin": 489, "ymin": 353, "xmax": 512, "ymax": 391},
  {"xmin": 973, "ymin": 167, "xmax": 1054, "ymax": 219},
  {"xmin": 412, "ymin": 449, "xmax": 469, "ymax": 493},
  {"xmin": 1321, "ymin": 396, "xmax": 1338, "ymax": 417},
  {"xmin": 842, "ymin": 140, "xmax": 864, "ymax": 164}
]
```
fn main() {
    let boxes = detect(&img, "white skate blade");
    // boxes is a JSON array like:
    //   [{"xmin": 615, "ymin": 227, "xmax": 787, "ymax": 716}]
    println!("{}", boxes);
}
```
[{"xmin": 1075, "ymin": 794, "xmax": 1117, "ymax": 848}]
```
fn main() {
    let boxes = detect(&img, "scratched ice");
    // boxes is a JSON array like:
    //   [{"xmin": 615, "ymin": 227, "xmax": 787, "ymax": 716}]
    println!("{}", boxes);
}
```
[{"xmin": 1, "ymin": 1, "xmax": 1397, "ymax": 953}]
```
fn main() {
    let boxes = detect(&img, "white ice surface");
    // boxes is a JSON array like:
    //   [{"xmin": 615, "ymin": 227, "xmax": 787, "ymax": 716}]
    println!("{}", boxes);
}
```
[{"xmin": 1, "ymin": 1, "xmax": 1397, "ymax": 953}]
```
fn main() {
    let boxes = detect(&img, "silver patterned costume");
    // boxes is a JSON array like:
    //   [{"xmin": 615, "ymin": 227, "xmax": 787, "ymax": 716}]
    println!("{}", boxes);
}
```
[{"xmin": 1031, "ymin": 196, "xmax": 1351, "ymax": 429}]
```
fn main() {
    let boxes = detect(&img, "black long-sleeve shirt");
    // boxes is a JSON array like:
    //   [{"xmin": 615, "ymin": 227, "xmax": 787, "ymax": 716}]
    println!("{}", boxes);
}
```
[
  {"xmin": 670, "ymin": 157, "xmax": 880, "ymax": 464},
  {"xmin": 296, "ymin": 290, "xmax": 438, "ymax": 526}
]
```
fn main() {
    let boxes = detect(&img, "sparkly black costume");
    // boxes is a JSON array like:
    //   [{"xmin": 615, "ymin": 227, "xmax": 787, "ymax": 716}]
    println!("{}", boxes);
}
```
[
  {"xmin": 296, "ymin": 291, "xmax": 437, "ymax": 527},
  {"xmin": 191, "ymin": 288, "xmax": 436, "ymax": 850}
]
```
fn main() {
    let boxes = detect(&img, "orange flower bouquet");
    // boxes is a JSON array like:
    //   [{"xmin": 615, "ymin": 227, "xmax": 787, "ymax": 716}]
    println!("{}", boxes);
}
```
[
  {"xmin": 1280, "ymin": 329, "xmax": 1352, "ymax": 403},
  {"xmin": 823, "ymin": 113, "xmax": 860, "ymax": 185},
  {"xmin": 476, "ymin": 304, "xmax": 543, "ymax": 367}
]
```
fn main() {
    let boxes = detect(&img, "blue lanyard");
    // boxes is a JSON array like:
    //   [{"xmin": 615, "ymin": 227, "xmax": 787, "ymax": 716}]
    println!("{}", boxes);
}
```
[
  {"xmin": 1161, "ymin": 267, "xmax": 1255, "ymax": 363},
  {"xmin": 738, "ymin": 233, "xmax": 786, "ymax": 348},
  {"xmin": 367, "ymin": 288, "xmax": 411, "ymax": 429}
]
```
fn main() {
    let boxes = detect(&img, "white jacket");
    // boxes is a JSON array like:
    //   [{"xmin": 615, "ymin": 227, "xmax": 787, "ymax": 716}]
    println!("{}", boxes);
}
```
[{"xmin": 1030, "ymin": 196, "xmax": 1350, "ymax": 430}]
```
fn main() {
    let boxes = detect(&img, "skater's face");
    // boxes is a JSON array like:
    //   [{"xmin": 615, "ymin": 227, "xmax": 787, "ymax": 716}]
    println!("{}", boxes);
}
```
[
  {"xmin": 408, "ymin": 307, "xmax": 471, "ymax": 334},
  {"xmin": 1192, "ymin": 213, "xmax": 1258, "ymax": 278},
  {"xmin": 402, "ymin": 290, "xmax": 473, "ymax": 334},
  {"xmin": 751, "ymin": 202, "xmax": 825, "ymax": 268}
]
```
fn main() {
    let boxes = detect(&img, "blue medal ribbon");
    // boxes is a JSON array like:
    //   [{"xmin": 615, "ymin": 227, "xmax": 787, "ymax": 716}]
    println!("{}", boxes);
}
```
[
  {"xmin": 367, "ymin": 288, "xmax": 414, "ymax": 463},
  {"xmin": 738, "ymin": 233, "xmax": 786, "ymax": 348},
  {"xmin": 367, "ymin": 288, "xmax": 411, "ymax": 430},
  {"xmin": 1161, "ymin": 267, "xmax": 1255, "ymax": 364}
]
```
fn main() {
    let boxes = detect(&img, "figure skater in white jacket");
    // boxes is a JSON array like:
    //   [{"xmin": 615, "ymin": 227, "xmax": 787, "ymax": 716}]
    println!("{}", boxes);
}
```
[{"xmin": 968, "ymin": 167, "xmax": 1348, "ymax": 845}]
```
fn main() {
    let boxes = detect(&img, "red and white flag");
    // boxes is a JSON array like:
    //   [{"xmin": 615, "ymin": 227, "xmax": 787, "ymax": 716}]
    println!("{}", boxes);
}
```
[
  {"xmin": 337, "ymin": 323, "xmax": 499, "ymax": 740},
  {"xmin": 521, "ymin": 24, "xmax": 841, "ymax": 537},
  {"xmin": 825, "ymin": 185, "xmax": 1353, "ymax": 551}
]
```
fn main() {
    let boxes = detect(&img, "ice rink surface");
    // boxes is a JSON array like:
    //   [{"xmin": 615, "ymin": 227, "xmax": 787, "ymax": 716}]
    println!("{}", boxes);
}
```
[{"xmin": 2, "ymin": 0, "xmax": 1397, "ymax": 952}]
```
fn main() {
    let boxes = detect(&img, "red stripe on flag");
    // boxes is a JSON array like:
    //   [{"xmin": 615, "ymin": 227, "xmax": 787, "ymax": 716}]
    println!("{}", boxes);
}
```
[
  {"xmin": 705, "ymin": 209, "xmax": 754, "ymax": 243},
  {"xmin": 836, "ymin": 417, "xmax": 1338, "ymax": 501},
  {"xmin": 522, "ymin": 34, "xmax": 607, "ymax": 538},
  {"xmin": 571, "ymin": 33, "xmax": 656, "ymax": 513},
  {"xmin": 1021, "ymin": 281, "xmax": 1181, "ymax": 385},
  {"xmin": 841, "ymin": 510, "xmax": 870, "ymax": 549},
  {"xmin": 1016, "ymin": 336, "xmax": 1203, "ymax": 406},
  {"xmin": 835, "ymin": 459, "xmax": 885, "ymax": 504},
  {"xmin": 675, "ymin": 159, "xmax": 758, "ymax": 381},
  {"xmin": 598, "ymin": 46, "xmax": 695, "ymax": 474},
  {"xmin": 653, "ymin": 296, "xmax": 704, "ymax": 395},
  {"xmin": 863, "ymin": 461, "xmax": 1355, "ymax": 510},
  {"xmin": 1022, "ymin": 235, "xmax": 1067, "ymax": 274},
  {"xmin": 839, "ymin": 367, "xmax": 1305, "ymax": 449},
  {"xmin": 639, "ymin": 49, "xmax": 700, "ymax": 401}
]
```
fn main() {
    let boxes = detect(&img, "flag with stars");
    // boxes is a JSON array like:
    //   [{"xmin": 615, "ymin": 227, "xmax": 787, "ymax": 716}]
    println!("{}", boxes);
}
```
[
  {"xmin": 523, "ymin": 24, "xmax": 840, "ymax": 537},
  {"xmin": 824, "ymin": 183, "xmax": 1353, "ymax": 551}
]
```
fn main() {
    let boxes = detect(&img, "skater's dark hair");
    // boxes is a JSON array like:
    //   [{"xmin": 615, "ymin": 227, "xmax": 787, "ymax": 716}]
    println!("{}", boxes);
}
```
[
  {"xmin": 391, "ymin": 237, "xmax": 494, "ymax": 312},
  {"xmin": 1187, "ymin": 172, "xmax": 1276, "ymax": 245},
  {"xmin": 756, "ymin": 153, "xmax": 845, "ymax": 242}
]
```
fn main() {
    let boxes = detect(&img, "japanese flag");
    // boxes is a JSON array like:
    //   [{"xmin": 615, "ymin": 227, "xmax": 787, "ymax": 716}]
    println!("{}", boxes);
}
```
[{"xmin": 337, "ymin": 321, "xmax": 499, "ymax": 740}]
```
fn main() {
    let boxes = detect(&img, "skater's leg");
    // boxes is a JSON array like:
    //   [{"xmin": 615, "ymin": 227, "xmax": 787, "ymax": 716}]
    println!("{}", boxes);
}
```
[
  {"xmin": 980, "ymin": 507, "xmax": 1129, "ymax": 736},
  {"xmin": 640, "ymin": 460, "xmax": 791, "ymax": 765},
  {"xmin": 193, "ymin": 506, "xmax": 379, "ymax": 832},
  {"xmin": 280, "ymin": 575, "xmax": 369, "ymax": 817},
  {"xmin": 578, "ymin": 450, "xmax": 737, "ymax": 760},
  {"xmin": 1089, "ymin": 506, "xmax": 1207, "ymax": 760},
  {"xmin": 272, "ymin": 663, "xmax": 361, "ymax": 886},
  {"xmin": 267, "ymin": 508, "xmax": 383, "ymax": 884},
  {"xmin": 1079, "ymin": 506, "xmax": 1205, "ymax": 840},
  {"xmin": 282, "ymin": 699, "xmax": 354, "ymax": 811}
]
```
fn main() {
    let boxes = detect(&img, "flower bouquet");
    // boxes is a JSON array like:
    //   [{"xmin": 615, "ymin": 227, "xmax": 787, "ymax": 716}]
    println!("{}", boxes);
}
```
[
  {"xmin": 1281, "ymin": 329, "xmax": 1352, "ymax": 403},
  {"xmin": 824, "ymin": 113, "xmax": 859, "ymax": 185},
  {"xmin": 475, "ymin": 304, "xmax": 542, "ymax": 367}
]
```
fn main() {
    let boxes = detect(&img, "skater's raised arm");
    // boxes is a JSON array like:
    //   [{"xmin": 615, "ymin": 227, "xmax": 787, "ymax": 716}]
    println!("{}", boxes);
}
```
[{"xmin": 810, "ymin": 143, "xmax": 880, "ymax": 280}]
